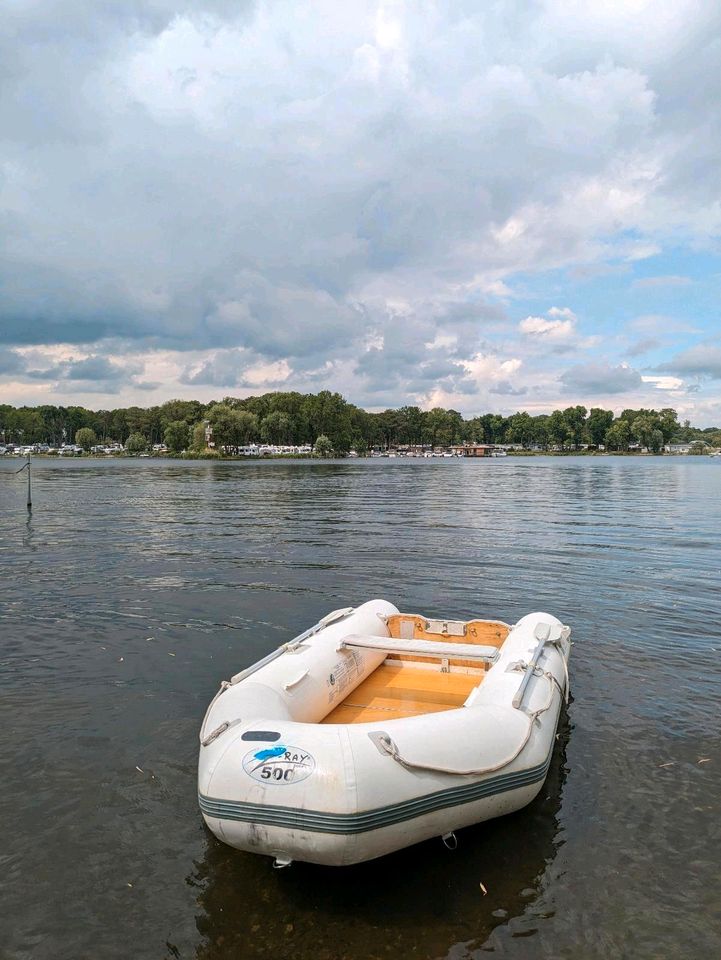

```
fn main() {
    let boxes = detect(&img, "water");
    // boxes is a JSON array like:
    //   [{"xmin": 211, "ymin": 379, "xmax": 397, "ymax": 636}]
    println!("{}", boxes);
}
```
[{"xmin": 1, "ymin": 456, "xmax": 719, "ymax": 960}]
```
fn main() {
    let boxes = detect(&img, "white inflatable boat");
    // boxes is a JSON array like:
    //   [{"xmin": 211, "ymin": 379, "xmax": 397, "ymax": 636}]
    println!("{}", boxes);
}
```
[{"xmin": 198, "ymin": 600, "xmax": 571, "ymax": 867}]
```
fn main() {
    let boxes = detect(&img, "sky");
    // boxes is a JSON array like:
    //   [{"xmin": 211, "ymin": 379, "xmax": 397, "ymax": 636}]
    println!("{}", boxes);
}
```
[{"xmin": 1, "ymin": 1, "xmax": 720, "ymax": 423}]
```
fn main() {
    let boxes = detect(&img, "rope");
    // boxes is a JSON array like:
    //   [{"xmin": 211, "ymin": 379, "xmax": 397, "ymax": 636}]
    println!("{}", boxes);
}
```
[
  {"xmin": 198, "ymin": 680, "xmax": 231, "ymax": 744},
  {"xmin": 378, "ymin": 668, "xmax": 558, "ymax": 777},
  {"xmin": 555, "ymin": 643, "xmax": 570, "ymax": 703},
  {"xmin": 201, "ymin": 722, "xmax": 230, "ymax": 746},
  {"xmin": 516, "ymin": 661, "xmax": 566, "ymax": 702},
  {"xmin": 200, "ymin": 715, "xmax": 244, "ymax": 747}
]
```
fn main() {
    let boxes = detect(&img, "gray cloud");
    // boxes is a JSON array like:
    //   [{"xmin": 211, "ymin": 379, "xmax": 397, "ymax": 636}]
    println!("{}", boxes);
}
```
[
  {"xmin": 63, "ymin": 356, "xmax": 135, "ymax": 382},
  {"xmin": 180, "ymin": 348, "xmax": 289, "ymax": 389},
  {"xmin": 560, "ymin": 362, "xmax": 643, "ymax": 395},
  {"xmin": 1, "ymin": 2, "xmax": 720, "ymax": 413},
  {"xmin": 352, "ymin": 303, "xmax": 493, "ymax": 398},
  {"xmin": 490, "ymin": 381, "xmax": 528, "ymax": 396},
  {"xmin": 0, "ymin": 351, "xmax": 25, "ymax": 375},
  {"xmin": 627, "ymin": 337, "xmax": 661, "ymax": 356},
  {"xmin": 0, "ymin": 350, "xmax": 145, "ymax": 394},
  {"xmin": 657, "ymin": 344, "xmax": 721, "ymax": 379},
  {"xmin": 26, "ymin": 355, "xmax": 142, "ymax": 384},
  {"xmin": 180, "ymin": 353, "xmax": 246, "ymax": 389}
]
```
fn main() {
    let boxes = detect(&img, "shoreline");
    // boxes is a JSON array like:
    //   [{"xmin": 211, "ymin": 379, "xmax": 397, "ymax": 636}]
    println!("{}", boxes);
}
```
[{"xmin": 1, "ymin": 449, "xmax": 715, "ymax": 462}]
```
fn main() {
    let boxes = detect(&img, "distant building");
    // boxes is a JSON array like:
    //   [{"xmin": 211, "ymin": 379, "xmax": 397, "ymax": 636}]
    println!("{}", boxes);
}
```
[
  {"xmin": 456, "ymin": 444, "xmax": 494, "ymax": 457},
  {"xmin": 665, "ymin": 441, "xmax": 708, "ymax": 454},
  {"xmin": 204, "ymin": 420, "xmax": 215, "ymax": 448}
]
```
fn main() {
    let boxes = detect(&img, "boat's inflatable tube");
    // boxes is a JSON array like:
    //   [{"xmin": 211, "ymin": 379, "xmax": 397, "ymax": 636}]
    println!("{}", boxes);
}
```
[{"xmin": 198, "ymin": 600, "xmax": 570, "ymax": 866}]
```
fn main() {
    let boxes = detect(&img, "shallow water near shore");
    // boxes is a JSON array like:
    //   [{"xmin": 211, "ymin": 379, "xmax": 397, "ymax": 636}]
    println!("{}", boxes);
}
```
[{"xmin": 1, "ymin": 456, "xmax": 719, "ymax": 960}]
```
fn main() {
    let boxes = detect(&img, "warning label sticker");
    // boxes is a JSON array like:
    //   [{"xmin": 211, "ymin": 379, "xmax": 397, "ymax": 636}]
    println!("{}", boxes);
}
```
[{"xmin": 326, "ymin": 650, "xmax": 365, "ymax": 703}]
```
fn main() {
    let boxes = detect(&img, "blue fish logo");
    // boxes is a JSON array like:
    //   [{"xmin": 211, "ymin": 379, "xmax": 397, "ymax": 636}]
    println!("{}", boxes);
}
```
[{"xmin": 254, "ymin": 745, "xmax": 286, "ymax": 761}]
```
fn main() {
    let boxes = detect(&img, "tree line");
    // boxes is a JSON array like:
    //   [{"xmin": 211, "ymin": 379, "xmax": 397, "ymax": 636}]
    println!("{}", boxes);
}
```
[{"xmin": 1, "ymin": 393, "xmax": 719, "ymax": 454}]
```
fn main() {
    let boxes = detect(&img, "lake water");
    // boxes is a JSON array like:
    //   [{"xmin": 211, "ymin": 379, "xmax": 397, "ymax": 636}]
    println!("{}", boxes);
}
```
[{"xmin": 1, "ymin": 456, "xmax": 719, "ymax": 960}]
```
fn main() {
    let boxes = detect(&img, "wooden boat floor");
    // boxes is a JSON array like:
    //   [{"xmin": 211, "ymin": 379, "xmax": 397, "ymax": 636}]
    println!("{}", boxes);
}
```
[{"xmin": 321, "ymin": 662, "xmax": 482, "ymax": 724}]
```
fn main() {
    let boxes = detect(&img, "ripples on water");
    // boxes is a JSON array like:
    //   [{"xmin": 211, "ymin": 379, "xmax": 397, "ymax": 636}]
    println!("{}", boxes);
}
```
[{"xmin": 1, "ymin": 457, "xmax": 719, "ymax": 960}]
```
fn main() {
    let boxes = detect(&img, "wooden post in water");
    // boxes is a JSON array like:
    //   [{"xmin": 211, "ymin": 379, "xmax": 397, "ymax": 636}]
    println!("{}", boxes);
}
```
[{"xmin": 17, "ymin": 453, "xmax": 32, "ymax": 511}]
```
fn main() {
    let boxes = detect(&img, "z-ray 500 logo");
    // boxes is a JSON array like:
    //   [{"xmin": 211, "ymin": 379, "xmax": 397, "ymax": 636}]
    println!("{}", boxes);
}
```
[{"xmin": 243, "ymin": 745, "xmax": 315, "ymax": 785}]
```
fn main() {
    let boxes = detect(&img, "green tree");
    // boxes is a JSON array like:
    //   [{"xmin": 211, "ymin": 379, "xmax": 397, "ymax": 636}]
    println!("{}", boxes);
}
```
[
  {"xmin": 506, "ymin": 412, "xmax": 535, "ymax": 448},
  {"xmin": 462, "ymin": 416, "xmax": 483, "ymax": 443},
  {"xmin": 64, "ymin": 406, "xmax": 93, "ymax": 443},
  {"xmin": 658, "ymin": 408, "xmax": 679, "ymax": 443},
  {"xmin": 302, "ymin": 390, "xmax": 352, "ymax": 451},
  {"xmin": 159, "ymin": 399, "xmax": 204, "ymax": 429},
  {"xmin": 486, "ymin": 414, "xmax": 507, "ymax": 444},
  {"xmin": 164, "ymin": 420, "xmax": 190, "ymax": 453},
  {"xmin": 208, "ymin": 404, "xmax": 259, "ymax": 449},
  {"xmin": 75, "ymin": 427, "xmax": 97, "ymax": 452},
  {"xmin": 125, "ymin": 407, "xmax": 152, "ymax": 440},
  {"xmin": 547, "ymin": 410, "xmax": 569, "ymax": 449},
  {"xmin": 125, "ymin": 432, "xmax": 147, "ymax": 453},
  {"xmin": 109, "ymin": 409, "xmax": 129, "ymax": 443},
  {"xmin": 397, "ymin": 406, "xmax": 424, "ymax": 445},
  {"xmin": 38, "ymin": 405, "xmax": 67, "ymax": 446},
  {"xmin": 677, "ymin": 418, "xmax": 693, "ymax": 441},
  {"xmin": 234, "ymin": 410, "xmax": 260, "ymax": 444},
  {"xmin": 314, "ymin": 434, "xmax": 333, "ymax": 457},
  {"xmin": 587, "ymin": 408, "xmax": 614, "ymax": 447},
  {"xmin": 631, "ymin": 413, "xmax": 657, "ymax": 450},
  {"xmin": 191, "ymin": 422, "xmax": 208, "ymax": 452},
  {"xmin": 376, "ymin": 409, "xmax": 402, "ymax": 449},
  {"xmin": 562, "ymin": 405, "xmax": 588, "ymax": 449},
  {"xmin": 530, "ymin": 414, "xmax": 549, "ymax": 449},
  {"xmin": 353, "ymin": 435, "xmax": 369, "ymax": 456},
  {"xmin": 260, "ymin": 411, "xmax": 293, "ymax": 444},
  {"xmin": 10, "ymin": 408, "xmax": 46, "ymax": 443},
  {"xmin": 424, "ymin": 408, "xmax": 454, "ymax": 447},
  {"xmin": 350, "ymin": 406, "xmax": 380, "ymax": 450},
  {"xmin": 605, "ymin": 420, "xmax": 631, "ymax": 451},
  {"xmin": 649, "ymin": 429, "xmax": 664, "ymax": 454}
]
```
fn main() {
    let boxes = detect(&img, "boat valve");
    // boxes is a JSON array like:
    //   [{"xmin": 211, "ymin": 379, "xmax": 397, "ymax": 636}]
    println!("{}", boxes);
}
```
[{"xmin": 272, "ymin": 856, "xmax": 293, "ymax": 870}]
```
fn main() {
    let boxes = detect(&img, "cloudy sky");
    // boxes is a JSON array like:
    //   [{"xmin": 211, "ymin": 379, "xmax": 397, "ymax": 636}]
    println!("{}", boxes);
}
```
[{"xmin": 2, "ymin": 1, "xmax": 720, "ymax": 422}]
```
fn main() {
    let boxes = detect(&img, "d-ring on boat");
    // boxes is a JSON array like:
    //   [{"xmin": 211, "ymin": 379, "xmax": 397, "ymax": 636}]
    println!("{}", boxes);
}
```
[{"xmin": 198, "ymin": 600, "xmax": 570, "ymax": 866}]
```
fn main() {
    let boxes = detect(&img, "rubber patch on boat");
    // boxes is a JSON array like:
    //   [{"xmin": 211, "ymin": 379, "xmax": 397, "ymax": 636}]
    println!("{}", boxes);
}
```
[{"xmin": 241, "ymin": 730, "xmax": 281, "ymax": 742}]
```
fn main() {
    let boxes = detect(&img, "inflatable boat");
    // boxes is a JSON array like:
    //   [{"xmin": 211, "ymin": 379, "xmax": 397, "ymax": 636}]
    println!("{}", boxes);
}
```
[{"xmin": 198, "ymin": 600, "xmax": 570, "ymax": 866}]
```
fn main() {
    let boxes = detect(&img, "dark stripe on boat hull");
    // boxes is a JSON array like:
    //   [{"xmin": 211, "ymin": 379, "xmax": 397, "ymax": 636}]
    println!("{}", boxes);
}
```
[{"xmin": 199, "ymin": 753, "xmax": 552, "ymax": 835}]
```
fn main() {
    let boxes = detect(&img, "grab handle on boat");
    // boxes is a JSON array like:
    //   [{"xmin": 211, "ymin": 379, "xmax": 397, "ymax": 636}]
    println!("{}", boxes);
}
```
[
  {"xmin": 283, "ymin": 669, "xmax": 309, "ymax": 691},
  {"xmin": 198, "ymin": 607, "xmax": 356, "ymax": 744}
]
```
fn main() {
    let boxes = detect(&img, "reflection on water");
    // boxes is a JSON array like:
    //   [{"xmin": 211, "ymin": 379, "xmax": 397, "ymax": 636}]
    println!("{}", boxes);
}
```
[
  {"xmin": 191, "ymin": 712, "xmax": 570, "ymax": 960},
  {"xmin": 1, "ymin": 457, "xmax": 720, "ymax": 960}
]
